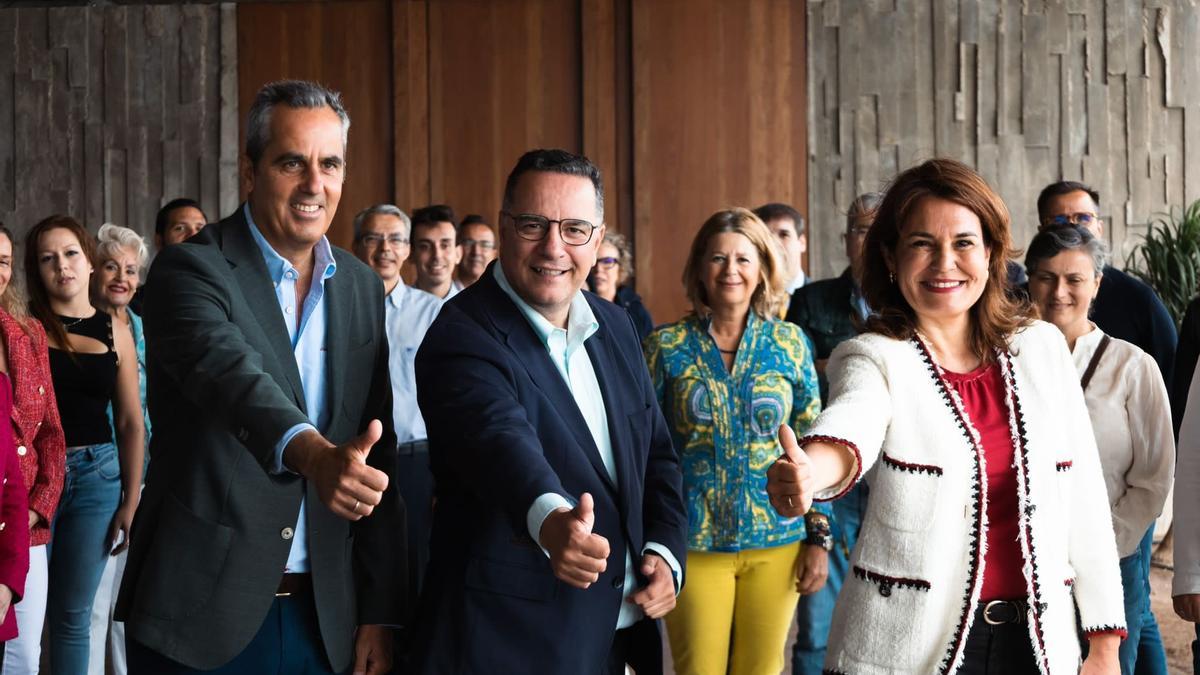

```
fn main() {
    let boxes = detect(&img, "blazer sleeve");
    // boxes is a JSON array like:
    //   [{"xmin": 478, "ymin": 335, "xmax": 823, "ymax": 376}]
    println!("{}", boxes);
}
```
[
  {"xmin": 352, "ymin": 303, "xmax": 406, "ymax": 626},
  {"xmin": 1174, "ymin": 348, "xmax": 1200, "ymax": 596},
  {"xmin": 0, "ymin": 445, "xmax": 29, "ymax": 602},
  {"xmin": 800, "ymin": 337, "xmax": 893, "ymax": 500},
  {"xmin": 23, "ymin": 322, "xmax": 65, "ymax": 528},
  {"xmin": 1056, "ymin": 335, "xmax": 1127, "ymax": 633},
  {"xmin": 416, "ymin": 309, "xmax": 575, "ymax": 536},
  {"xmin": 142, "ymin": 243, "xmax": 310, "ymax": 471},
  {"xmin": 1143, "ymin": 288, "xmax": 1178, "ymax": 390}
]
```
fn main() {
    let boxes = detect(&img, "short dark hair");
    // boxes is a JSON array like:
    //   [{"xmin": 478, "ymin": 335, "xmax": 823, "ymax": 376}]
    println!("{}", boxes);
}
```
[
  {"xmin": 501, "ymin": 149, "xmax": 604, "ymax": 221},
  {"xmin": 1025, "ymin": 224, "xmax": 1110, "ymax": 277},
  {"xmin": 752, "ymin": 203, "xmax": 805, "ymax": 235},
  {"xmin": 411, "ymin": 205, "xmax": 457, "ymax": 235},
  {"xmin": 1036, "ymin": 181, "xmax": 1100, "ymax": 221},
  {"xmin": 245, "ymin": 80, "xmax": 350, "ymax": 166},
  {"xmin": 460, "ymin": 214, "xmax": 488, "ymax": 228},
  {"xmin": 155, "ymin": 198, "xmax": 206, "ymax": 236}
]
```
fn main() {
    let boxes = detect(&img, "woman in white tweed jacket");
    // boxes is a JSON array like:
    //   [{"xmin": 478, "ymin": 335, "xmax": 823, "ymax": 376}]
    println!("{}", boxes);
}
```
[{"xmin": 768, "ymin": 159, "xmax": 1125, "ymax": 675}]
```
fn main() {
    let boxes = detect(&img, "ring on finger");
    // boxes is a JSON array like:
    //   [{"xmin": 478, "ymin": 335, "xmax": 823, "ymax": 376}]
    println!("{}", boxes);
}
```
[
  {"xmin": 786, "ymin": 496, "xmax": 794, "ymax": 509},
  {"xmin": 352, "ymin": 499, "xmax": 361, "ymax": 514}
]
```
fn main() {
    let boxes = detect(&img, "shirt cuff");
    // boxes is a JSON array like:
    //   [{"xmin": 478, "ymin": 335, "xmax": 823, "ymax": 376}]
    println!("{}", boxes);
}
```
[
  {"xmin": 527, "ymin": 492, "xmax": 574, "ymax": 556},
  {"xmin": 274, "ymin": 423, "xmax": 317, "ymax": 475},
  {"xmin": 642, "ymin": 542, "xmax": 683, "ymax": 593}
]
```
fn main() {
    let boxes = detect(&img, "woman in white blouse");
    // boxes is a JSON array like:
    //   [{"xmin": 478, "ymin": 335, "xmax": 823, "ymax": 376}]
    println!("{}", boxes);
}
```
[{"xmin": 1025, "ymin": 224, "xmax": 1173, "ymax": 675}]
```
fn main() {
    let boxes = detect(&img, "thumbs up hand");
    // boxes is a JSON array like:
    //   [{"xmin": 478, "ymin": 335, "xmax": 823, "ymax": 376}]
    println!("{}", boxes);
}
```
[
  {"xmin": 283, "ymin": 420, "xmax": 391, "ymax": 521},
  {"xmin": 766, "ymin": 424, "xmax": 815, "ymax": 517},
  {"xmin": 539, "ymin": 492, "xmax": 611, "ymax": 589}
]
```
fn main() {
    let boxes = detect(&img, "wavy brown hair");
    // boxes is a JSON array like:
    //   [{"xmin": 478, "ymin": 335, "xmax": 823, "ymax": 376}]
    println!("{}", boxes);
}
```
[
  {"xmin": 862, "ymin": 159, "xmax": 1033, "ymax": 359},
  {"xmin": 24, "ymin": 215, "xmax": 97, "ymax": 354},
  {"xmin": 682, "ymin": 208, "xmax": 788, "ymax": 320}
]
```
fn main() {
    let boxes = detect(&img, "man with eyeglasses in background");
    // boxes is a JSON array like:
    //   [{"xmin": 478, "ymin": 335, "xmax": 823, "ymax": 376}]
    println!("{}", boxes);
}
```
[
  {"xmin": 1036, "ymin": 181, "xmax": 1177, "ymax": 389},
  {"xmin": 455, "ymin": 214, "xmax": 497, "ymax": 288},
  {"xmin": 410, "ymin": 149, "xmax": 687, "ymax": 674},
  {"xmin": 411, "ymin": 204, "xmax": 464, "ymax": 301},
  {"xmin": 351, "ymin": 204, "xmax": 441, "ymax": 667}
]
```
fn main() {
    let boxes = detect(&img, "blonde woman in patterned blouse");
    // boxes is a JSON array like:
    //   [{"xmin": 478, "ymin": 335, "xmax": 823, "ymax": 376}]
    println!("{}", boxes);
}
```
[{"xmin": 644, "ymin": 207, "xmax": 828, "ymax": 675}]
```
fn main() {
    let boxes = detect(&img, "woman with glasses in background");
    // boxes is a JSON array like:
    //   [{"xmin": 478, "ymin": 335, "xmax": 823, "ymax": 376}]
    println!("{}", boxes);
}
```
[{"xmin": 589, "ymin": 232, "xmax": 654, "ymax": 344}]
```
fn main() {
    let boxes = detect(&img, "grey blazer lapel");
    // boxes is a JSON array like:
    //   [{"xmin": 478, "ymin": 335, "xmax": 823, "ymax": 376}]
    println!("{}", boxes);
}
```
[
  {"xmin": 323, "ymin": 262, "xmax": 350, "ymax": 433},
  {"xmin": 221, "ymin": 211, "xmax": 308, "ymax": 411}
]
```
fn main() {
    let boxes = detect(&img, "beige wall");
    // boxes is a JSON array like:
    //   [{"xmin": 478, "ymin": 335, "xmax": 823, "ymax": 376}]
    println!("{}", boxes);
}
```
[{"xmin": 806, "ymin": 0, "xmax": 1200, "ymax": 280}]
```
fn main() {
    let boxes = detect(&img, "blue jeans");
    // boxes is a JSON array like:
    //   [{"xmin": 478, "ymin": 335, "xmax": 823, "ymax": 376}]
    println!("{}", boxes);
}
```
[
  {"xmin": 792, "ymin": 480, "xmax": 868, "ymax": 675},
  {"xmin": 47, "ymin": 443, "xmax": 122, "ymax": 675},
  {"xmin": 1118, "ymin": 525, "xmax": 1167, "ymax": 675}
]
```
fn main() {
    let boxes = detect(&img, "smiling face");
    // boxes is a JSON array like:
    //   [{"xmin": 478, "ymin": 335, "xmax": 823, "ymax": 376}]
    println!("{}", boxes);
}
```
[
  {"xmin": 0, "ymin": 233, "xmax": 12, "ymax": 299},
  {"xmin": 499, "ymin": 171, "xmax": 604, "ymax": 327},
  {"xmin": 701, "ymin": 231, "xmax": 761, "ymax": 314},
  {"xmin": 887, "ymin": 197, "xmax": 990, "ymax": 332},
  {"xmin": 457, "ymin": 222, "xmax": 496, "ymax": 282},
  {"xmin": 412, "ymin": 220, "xmax": 462, "ymax": 292},
  {"xmin": 93, "ymin": 245, "xmax": 141, "ymax": 310},
  {"xmin": 37, "ymin": 227, "xmax": 93, "ymax": 305},
  {"xmin": 241, "ymin": 105, "xmax": 345, "ymax": 262},
  {"xmin": 355, "ymin": 213, "xmax": 409, "ymax": 290},
  {"xmin": 1028, "ymin": 249, "xmax": 1101, "ymax": 338}
]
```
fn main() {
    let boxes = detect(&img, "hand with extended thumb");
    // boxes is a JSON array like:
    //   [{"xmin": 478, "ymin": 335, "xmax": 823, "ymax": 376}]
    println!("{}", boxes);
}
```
[
  {"xmin": 284, "ymin": 420, "xmax": 390, "ymax": 521},
  {"xmin": 766, "ymin": 424, "xmax": 815, "ymax": 517},
  {"xmin": 539, "ymin": 492, "xmax": 610, "ymax": 589}
]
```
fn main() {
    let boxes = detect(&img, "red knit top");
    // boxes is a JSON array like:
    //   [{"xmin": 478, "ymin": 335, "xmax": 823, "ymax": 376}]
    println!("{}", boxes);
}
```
[{"xmin": 943, "ymin": 361, "xmax": 1025, "ymax": 601}]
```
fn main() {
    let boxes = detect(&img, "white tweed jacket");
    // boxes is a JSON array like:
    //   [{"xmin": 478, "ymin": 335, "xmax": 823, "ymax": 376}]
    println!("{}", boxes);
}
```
[{"xmin": 805, "ymin": 321, "xmax": 1125, "ymax": 675}]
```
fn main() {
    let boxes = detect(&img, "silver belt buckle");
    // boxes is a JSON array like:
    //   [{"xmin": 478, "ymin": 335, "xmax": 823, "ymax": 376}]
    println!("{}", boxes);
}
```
[{"xmin": 983, "ymin": 599, "xmax": 1011, "ymax": 625}]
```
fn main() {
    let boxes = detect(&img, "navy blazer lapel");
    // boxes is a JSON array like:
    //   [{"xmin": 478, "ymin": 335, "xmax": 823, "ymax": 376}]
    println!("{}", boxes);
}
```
[
  {"xmin": 478, "ymin": 275, "xmax": 617, "ymax": 494},
  {"xmin": 221, "ymin": 209, "xmax": 307, "ymax": 411},
  {"xmin": 584, "ymin": 319, "xmax": 636, "ymax": 522}
]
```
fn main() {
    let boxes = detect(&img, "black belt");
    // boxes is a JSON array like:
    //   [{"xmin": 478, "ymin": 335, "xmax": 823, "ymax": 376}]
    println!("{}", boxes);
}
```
[
  {"xmin": 398, "ymin": 440, "xmax": 429, "ymax": 456},
  {"xmin": 275, "ymin": 573, "xmax": 311, "ymax": 598},
  {"xmin": 979, "ymin": 599, "xmax": 1028, "ymax": 625}
]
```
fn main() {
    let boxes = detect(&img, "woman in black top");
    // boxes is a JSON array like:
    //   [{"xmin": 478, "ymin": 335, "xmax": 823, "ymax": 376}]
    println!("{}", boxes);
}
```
[{"xmin": 24, "ymin": 215, "xmax": 143, "ymax": 675}]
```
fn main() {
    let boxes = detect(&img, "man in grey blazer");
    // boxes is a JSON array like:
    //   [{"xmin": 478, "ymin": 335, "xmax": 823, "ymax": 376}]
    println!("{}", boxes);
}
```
[{"xmin": 115, "ymin": 80, "xmax": 405, "ymax": 675}]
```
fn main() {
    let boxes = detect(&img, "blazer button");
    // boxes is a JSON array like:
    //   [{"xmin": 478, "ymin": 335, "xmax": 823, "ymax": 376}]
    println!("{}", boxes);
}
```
[
  {"xmin": 0, "ymin": 522, "xmax": 6, "ymax": 531},
  {"xmin": 281, "ymin": 527, "xmax": 294, "ymax": 540},
  {"xmin": 878, "ymin": 581, "xmax": 893, "ymax": 597},
  {"xmin": 16, "ymin": 446, "xmax": 26, "ymax": 456},
  {"xmin": 611, "ymin": 576, "xmax": 623, "ymax": 590},
  {"xmin": 38, "ymin": 386, "xmax": 44, "ymax": 395}
]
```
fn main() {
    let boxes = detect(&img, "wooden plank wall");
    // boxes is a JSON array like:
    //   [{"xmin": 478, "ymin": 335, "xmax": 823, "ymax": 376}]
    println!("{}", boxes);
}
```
[
  {"xmin": 632, "ymin": 0, "xmax": 808, "ymax": 323},
  {"xmin": 807, "ymin": 0, "xmax": 1200, "ymax": 279},
  {"xmin": 0, "ymin": 4, "xmax": 235, "ymax": 245},
  {"xmin": 237, "ymin": 0, "xmax": 395, "ymax": 248}
]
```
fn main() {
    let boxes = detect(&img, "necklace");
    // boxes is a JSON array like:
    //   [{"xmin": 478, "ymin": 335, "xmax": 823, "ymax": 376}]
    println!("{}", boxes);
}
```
[
  {"xmin": 58, "ymin": 315, "xmax": 85, "ymax": 329},
  {"xmin": 717, "ymin": 347, "xmax": 737, "ymax": 355}
]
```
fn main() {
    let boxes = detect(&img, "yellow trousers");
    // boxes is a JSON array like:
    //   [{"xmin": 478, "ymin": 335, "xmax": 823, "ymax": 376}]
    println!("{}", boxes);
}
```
[{"xmin": 664, "ymin": 542, "xmax": 802, "ymax": 675}]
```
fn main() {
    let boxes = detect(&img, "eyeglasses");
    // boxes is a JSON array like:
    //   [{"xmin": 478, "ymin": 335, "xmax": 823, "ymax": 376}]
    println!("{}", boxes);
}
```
[
  {"xmin": 460, "ymin": 238, "xmax": 495, "ymax": 251},
  {"xmin": 502, "ymin": 211, "xmax": 597, "ymax": 246},
  {"xmin": 359, "ymin": 233, "xmax": 408, "ymax": 247},
  {"xmin": 595, "ymin": 257, "xmax": 619, "ymax": 270},
  {"xmin": 1043, "ymin": 212, "xmax": 1099, "ymax": 228}
]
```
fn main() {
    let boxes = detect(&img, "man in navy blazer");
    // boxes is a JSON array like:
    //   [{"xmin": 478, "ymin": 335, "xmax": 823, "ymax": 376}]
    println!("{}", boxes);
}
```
[{"xmin": 411, "ymin": 149, "xmax": 687, "ymax": 674}]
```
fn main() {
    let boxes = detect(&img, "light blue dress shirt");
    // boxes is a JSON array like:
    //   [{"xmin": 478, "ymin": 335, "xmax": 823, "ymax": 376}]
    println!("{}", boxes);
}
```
[
  {"xmin": 384, "ymin": 281, "xmax": 442, "ymax": 443},
  {"xmin": 493, "ymin": 264, "xmax": 681, "ymax": 629},
  {"xmin": 245, "ymin": 204, "xmax": 338, "ymax": 574}
]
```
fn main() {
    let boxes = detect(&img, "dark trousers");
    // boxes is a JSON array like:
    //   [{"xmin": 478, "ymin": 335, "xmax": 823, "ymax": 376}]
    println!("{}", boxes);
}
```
[
  {"xmin": 606, "ymin": 619, "xmax": 663, "ymax": 675},
  {"xmin": 127, "ymin": 592, "xmax": 336, "ymax": 674},
  {"xmin": 958, "ymin": 609, "xmax": 1040, "ymax": 675},
  {"xmin": 393, "ymin": 442, "xmax": 433, "ymax": 672}
]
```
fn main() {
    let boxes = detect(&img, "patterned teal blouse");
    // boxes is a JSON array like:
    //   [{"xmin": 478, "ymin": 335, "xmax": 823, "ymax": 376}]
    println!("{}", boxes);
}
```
[
  {"xmin": 106, "ymin": 309, "xmax": 151, "ymax": 472},
  {"xmin": 645, "ymin": 311, "xmax": 827, "ymax": 552}
]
